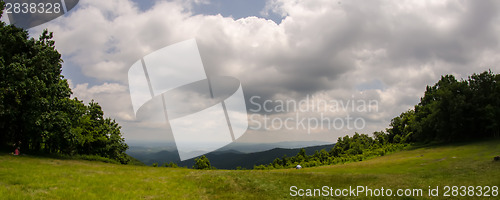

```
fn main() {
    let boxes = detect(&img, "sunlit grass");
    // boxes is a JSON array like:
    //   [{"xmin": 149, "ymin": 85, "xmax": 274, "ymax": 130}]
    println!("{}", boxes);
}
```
[{"xmin": 1, "ymin": 139, "xmax": 499, "ymax": 199}]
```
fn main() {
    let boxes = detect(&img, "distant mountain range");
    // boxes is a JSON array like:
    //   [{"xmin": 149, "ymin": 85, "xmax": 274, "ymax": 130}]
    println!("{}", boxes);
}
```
[{"xmin": 126, "ymin": 141, "xmax": 335, "ymax": 169}]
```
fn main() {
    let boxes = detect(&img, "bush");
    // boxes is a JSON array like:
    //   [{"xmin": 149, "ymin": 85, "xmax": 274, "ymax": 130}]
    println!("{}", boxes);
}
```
[
  {"xmin": 163, "ymin": 162, "xmax": 178, "ymax": 168},
  {"xmin": 193, "ymin": 155, "xmax": 211, "ymax": 170}
]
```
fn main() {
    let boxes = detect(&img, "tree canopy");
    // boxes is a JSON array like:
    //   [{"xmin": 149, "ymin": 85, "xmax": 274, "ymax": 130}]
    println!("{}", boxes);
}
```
[
  {"xmin": 0, "ymin": 2, "xmax": 129, "ymax": 164},
  {"xmin": 388, "ymin": 70, "xmax": 500, "ymax": 143},
  {"xmin": 193, "ymin": 155, "xmax": 212, "ymax": 170}
]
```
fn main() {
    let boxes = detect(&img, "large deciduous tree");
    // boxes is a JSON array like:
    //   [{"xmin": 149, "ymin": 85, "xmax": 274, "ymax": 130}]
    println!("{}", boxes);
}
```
[
  {"xmin": 388, "ymin": 70, "xmax": 500, "ymax": 143},
  {"xmin": 0, "ymin": 2, "xmax": 129, "ymax": 163}
]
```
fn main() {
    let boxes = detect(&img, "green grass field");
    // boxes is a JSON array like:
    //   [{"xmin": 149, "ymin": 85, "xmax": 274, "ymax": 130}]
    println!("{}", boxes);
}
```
[{"xmin": 1, "ymin": 140, "xmax": 499, "ymax": 199}]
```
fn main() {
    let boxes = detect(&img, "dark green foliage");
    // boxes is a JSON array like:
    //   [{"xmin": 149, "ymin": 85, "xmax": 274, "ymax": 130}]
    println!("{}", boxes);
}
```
[
  {"xmin": 67, "ymin": 100, "xmax": 129, "ymax": 164},
  {"xmin": 388, "ymin": 70, "xmax": 500, "ymax": 143},
  {"xmin": 193, "ymin": 155, "xmax": 213, "ymax": 170},
  {"xmin": 387, "ymin": 110, "xmax": 415, "ymax": 143},
  {"xmin": 255, "ymin": 132, "xmax": 407, "ymax": 170},
  {"xmin": 163, "ymin": 162, "xmax": 178, "ymax": 168},
  {"xmin": 0, "ymin": 4, "xmax": 129, "ymax": 164}
]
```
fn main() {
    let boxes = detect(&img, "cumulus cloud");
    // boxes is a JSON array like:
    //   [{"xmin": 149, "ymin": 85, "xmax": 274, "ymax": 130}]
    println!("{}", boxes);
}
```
[
  {"xmin": 29, "ymin": 0, "xmax": 500, "ymax": 143},
  {"xmin": 70, "ymin": 81, "xmax": 134, "ymax": 121}
]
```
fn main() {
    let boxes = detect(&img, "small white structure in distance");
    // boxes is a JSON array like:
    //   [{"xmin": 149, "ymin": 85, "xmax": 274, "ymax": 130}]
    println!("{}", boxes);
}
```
[{"xmin": 296, "ymin": 165, "xmax": 302, "ymax": 169}]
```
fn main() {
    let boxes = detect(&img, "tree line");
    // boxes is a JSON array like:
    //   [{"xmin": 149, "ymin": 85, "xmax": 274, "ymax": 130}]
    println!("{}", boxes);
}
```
[
  {"xmin": 388, "ymin": 70, "xmax": 500, "ymax": 143},
  {"xmin": 253, "ymin": 133, "xmax": 407, "ymax": 170},
  {"xmin": 0, "ymin": 3, "xmax": 129, "ymax": 164},
  {"xmin": 255, "ymin": 70, "xmax": 499, "ymax": 170}
]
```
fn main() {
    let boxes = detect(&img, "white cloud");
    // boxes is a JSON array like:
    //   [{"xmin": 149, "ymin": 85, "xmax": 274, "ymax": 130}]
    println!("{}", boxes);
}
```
[
  {"xmin": 70, "ymin": 82, "xmax": 133, "ymax": 122},
  {"xmin": 29, "ymin": 0, "xmax": 500, "ymax": 143}
]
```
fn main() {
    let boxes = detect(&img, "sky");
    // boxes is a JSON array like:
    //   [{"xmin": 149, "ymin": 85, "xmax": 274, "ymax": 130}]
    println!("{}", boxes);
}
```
[{"xmin": 2, "ymin": 0, "xmax": 500, "ymax": 146}]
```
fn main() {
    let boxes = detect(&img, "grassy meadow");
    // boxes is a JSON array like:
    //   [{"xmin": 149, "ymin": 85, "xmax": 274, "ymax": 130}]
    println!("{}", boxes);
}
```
[{"xmin": 0, "ymin": 139, "xmax": 499, "ymax": 199}]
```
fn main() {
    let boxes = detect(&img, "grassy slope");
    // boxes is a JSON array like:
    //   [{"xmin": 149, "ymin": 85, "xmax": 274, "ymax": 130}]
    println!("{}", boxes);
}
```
[{"xmin": 0, "ymin": 139, "xmax": 499, "ymax": 199}]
